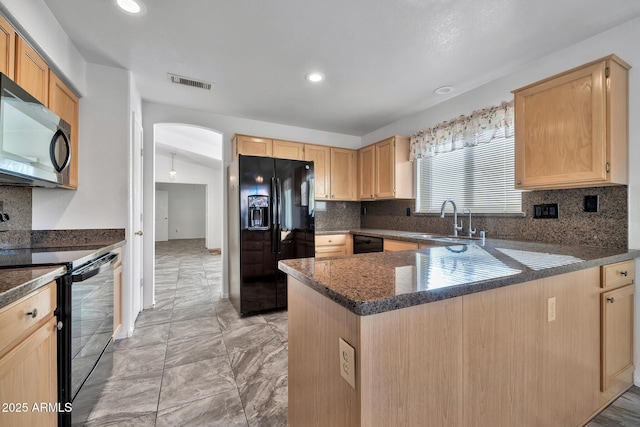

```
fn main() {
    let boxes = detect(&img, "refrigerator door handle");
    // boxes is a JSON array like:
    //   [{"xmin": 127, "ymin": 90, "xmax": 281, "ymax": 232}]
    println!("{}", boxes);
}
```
[
  {"xmin": 275, "ymin": 177, "xmax": 282, "ymax": 253},
  {"xmin": 271, "ymin": 177, "xmax": 278, "ymax": 253}
]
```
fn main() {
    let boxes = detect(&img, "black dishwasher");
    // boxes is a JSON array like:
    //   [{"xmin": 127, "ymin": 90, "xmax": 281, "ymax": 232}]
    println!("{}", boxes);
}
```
[{"xmin": 353, "ymin": 235, "xmax": 384, "ymax": 254}]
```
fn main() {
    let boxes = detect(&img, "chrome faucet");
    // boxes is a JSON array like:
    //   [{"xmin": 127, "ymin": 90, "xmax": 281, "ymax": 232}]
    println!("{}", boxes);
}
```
[
  {"xmin": 440, "ymin": 199, "xmax": 463, "ymax": 237},
  {"xmin": 462, "ymin": 208, "xmax": 477, "ymax": 238}
]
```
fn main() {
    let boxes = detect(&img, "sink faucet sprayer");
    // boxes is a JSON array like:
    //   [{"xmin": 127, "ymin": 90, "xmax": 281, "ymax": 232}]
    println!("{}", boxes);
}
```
[
  {"xmin": 440, "ymin": 199, "xmax": 463, "ymax": 237},
  {"xmin": 462, "ymin": 208, "xmax": 477, "ymax": 238}
]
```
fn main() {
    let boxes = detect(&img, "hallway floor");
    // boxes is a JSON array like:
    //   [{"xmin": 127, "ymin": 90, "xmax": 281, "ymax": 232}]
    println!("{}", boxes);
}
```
[
  {"xmin": 86, "ymin": 239, "xmax": 287, "ymax": 426},
  {"xmin": 87, "ymin": 238, "xmax": 639, "ymax": 426}
]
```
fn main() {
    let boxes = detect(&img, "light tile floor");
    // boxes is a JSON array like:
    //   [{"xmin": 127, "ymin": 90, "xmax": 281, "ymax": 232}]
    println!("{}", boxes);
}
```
[
  {"xmin": 86, "ymin": 239, "xmax": 287, "ymax": 426},
  {"xmin": 87, "ymin": 238, "xmax": 639, "ymax": 426}
]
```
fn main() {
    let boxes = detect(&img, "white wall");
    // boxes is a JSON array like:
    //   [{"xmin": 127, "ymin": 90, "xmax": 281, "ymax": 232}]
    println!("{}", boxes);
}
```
[
  {"xmin": 155, "ymin": 183, "xmax": 206, "ymax": 240},
  {"xmin": 155, "ymin": 153, "xmax": 221, "ymax": 247},
  {"xmin": 32, "ymin": 63, "xmax": 130, "ymax": 230},
  {"xmin": 363, "ymin": 16, "xmax": 640, "ymax": 385}
]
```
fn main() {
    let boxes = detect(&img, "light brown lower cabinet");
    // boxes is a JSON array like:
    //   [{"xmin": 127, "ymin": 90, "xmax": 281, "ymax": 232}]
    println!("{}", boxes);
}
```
[
  {"xmin": 288, "ymin": 262, "xmax": 635, "ymax": 427},
  {"xmin": 0, "ymin": 282, "xmax": 57, "ymax": 427},
  {"xmin": 315, "ymin": 234, "xmax": 352, "ymax": 258}
]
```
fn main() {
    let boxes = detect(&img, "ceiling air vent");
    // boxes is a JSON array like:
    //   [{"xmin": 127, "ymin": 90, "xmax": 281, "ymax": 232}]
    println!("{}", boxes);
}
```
[{"xmin": 167, "ymin": 73, "xmax": 213, "ymax": 90}]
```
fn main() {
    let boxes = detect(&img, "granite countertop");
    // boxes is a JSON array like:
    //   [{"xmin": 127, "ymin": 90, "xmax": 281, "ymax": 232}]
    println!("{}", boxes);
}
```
[
  {"xmin": 0, "ymin": 266, "xmax": 65, "ymax": 309},
  {"xmin": 279, "ymin": 236, "xmax": 640, "ymax": 316},
  {"xmin": 0, "ymin": 235, "xmax": 126, "ymax": 310}
]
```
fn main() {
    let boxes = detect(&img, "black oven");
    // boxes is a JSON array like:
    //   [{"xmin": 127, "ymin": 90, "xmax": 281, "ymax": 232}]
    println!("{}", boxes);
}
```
[{"xmin": 58, "ymin": 252, "xmax": 118, "ymax": 427}]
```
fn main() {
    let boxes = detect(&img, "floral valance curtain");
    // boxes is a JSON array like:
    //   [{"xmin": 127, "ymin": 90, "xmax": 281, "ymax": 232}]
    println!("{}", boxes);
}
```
[{"xmin": 409, "ymin": 100, "xmax": 514, "ymax": 161}]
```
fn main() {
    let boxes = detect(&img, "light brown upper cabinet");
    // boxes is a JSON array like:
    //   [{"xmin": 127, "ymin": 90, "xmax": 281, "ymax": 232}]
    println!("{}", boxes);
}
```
[
  {"xmin": 15, "ymin": 35, "xmax": 49, "ymax": 105},
  {"xmin": 233, "ymin": 134, "xmax": 273, "ymax": 158},
  {"xmin": 304, "ymin": 144, "xmax": 331, "ymax": 200},
  {"xmin": 0, "ymin": 14, "xmax": 15, "ymax": 79},
  {"xmin": 272, "ymin": 139, "xmax": 304, "ymax": 160},
  {"xmin": 358, "ymin": 135, "xmax": 413, "ymax": 200},
  {"xmin": 330, "ymin": 147, "xmax": 357, "ymax": 201},
  {"xmin": 49, "ymin": 71, "xmax": 79, "ymax": 189},
  {"xmin": 513, "ymin": 55, "xmax": 630, "ymax": 190}
]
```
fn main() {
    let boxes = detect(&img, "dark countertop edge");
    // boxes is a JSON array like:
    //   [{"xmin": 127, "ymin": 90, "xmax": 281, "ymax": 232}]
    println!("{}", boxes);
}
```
[
  {"xmin": 279, "ymin": 250, "xmax": 640, "ymax": 316},
  {"xmin": 0, "ymin": 240, "xmax": 126, "ymax": 310},
  {"xmin": 0, "ymin": 266, "xmax": 65, "ymax": 310}
]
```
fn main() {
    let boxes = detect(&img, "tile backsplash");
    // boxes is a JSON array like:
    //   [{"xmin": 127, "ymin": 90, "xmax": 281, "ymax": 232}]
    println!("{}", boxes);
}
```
[
  {"xmin": 0, "ymin": 187, "xmax": 32, "ymax": 248},
  {"xmin": 315, "ymin": 201, "xmax": 361, "ymax": 231},
  {"xmin": 360, "ymin": 186, "xmax": 628, "ymax": 249}
]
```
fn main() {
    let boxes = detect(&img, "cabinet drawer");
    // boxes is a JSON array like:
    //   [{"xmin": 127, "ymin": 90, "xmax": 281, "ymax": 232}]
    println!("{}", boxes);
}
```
[
  {"xmin": 384, "ymin": 239, "xmax": 419, "ymax": 252},
  {"xmin": 601, "ymin": 260, "xmax": 635, "ymax": 289},
  {"xmin": 0, "ymin": 281, "xmax": 56, "ymax": 355},
  {"xmin": 316, "ymin": 234, "xmax": 347, "ymax": 247},
  {"xmin": 315, "ymin": 246, "xmax": 347, "ymax": 258}
]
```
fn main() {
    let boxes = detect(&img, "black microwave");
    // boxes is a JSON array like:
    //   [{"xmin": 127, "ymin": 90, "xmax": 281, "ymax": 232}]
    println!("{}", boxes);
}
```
[{"xmin": 0, "ymin": 73, "xmax": 71, "ymax": 188}]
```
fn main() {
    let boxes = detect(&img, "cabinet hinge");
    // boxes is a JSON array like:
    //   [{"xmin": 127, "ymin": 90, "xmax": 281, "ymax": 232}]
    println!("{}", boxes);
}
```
[
  {"xmin": 605, "ymin": 67, "xmax": 610, "ymax": 78},
  {"xmin": 606, "ymin": 162, "xmax": 610, "ymax": 173}
]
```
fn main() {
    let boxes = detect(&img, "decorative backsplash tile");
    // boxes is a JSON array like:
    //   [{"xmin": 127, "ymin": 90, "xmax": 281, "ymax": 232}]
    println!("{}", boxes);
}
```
[
  {"xmin": 315, "ymin": 201, "xmax": 361, "ymax": 231},
  {"xmin": 360, "ymin": 186, "xmax": 628, "ymax": 249},
  {"xmin": 0, "ymin": 187, "xmax": 32, "ymax": 249}
]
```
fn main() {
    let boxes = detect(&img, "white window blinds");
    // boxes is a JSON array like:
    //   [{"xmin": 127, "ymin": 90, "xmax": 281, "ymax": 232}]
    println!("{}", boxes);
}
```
[{"xmin": 416, "ymin": 135, "xmax": 522, "ymax": 214}]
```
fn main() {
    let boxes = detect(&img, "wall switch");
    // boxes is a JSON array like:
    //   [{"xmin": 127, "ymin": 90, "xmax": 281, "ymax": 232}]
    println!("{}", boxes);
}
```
[
  {"xmin": 584, "ymin": 195, "xmax": 599, "ymax": 212},
  {"xmin": 533, "ymin": 203, "xmax": 559, "ymax": 219},
  {"xmin": 339, "ymin": 338, "xmax": 356, "ymax": 389},
  {"xmin": 547, "ymin": 297, "xmax": 556, "ymax": 322}
]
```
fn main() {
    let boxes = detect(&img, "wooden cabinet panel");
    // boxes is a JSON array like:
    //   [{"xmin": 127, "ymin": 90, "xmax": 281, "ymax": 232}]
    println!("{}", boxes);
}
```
[
  {"xmin": 358, "ymin": 135, "xmax": 412, "ymax": 200},
  {"xmin": 0, "ymin": 281, "xmax": 57, "ymax": 427},
  {"xmin": 383, "ymin": 239, "xmax": 418, "ymax": 252},
  {"xmin": 49, "ymin": 71, "xmax": 79, "ymax": 189},
  {"xmin": 15, "ymin": 36, "xmax": 49, "ymax": 105},
  {"xmin": 0, "ymin": 14, "xmax": 15, "ymax": 79},
  {"xmin": 316, "ymin": 234, "xmax": 350, "ymax": 258},
  {"xmin": 601, "ymin": 284, "xmax": 634, "ymax": 393},
  {"xmin": 273, "ymin": 139, "xmax": 304, "ymax": 160},
  {"xmin": 358, "ymin": 145, "xmax": 375, "ymax": 200},
  {"xmin": 0, "ymin": 282, "xmax": 55, "ymax": 354},
  {"xmin": 601, "ymin": 260, "xmax": 635, "ymax": 289},
  {"xmin": 513, "ymin": 55, "xmax": 630, "ymax": 190},
  {"xmin": 304, "ymin": 144, "xmax": 331, "ymax": 200},
  {"xmin": 233, "ymin": 134, "xmax": 273, "ymax": 157},
  {"xmin": 330, "ymin": 148, "xmax": 357, "ymax": 200}
]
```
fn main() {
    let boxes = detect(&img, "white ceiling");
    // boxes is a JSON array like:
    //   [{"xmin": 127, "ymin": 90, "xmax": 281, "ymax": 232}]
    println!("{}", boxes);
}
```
[
  {"xmin": 43, "ymin": 0, "xmax": 640, "ymax": 136},
  {"xmin": 155, "ymin": 124, "xmax": 222, "ymax": 169}
]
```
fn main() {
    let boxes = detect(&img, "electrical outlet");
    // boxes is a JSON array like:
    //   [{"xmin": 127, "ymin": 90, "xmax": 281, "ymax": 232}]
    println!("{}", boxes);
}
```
[
  {"xmin": 533, "ymin": 203, "xmax": 559, "ymax": 219},
  {"xmin": 339, "ymin": 338, "xmax": 356, "ymax": 389},
  {"xmin": 547, "ymin": 297, "xmax": 556, "ymax": 322}
]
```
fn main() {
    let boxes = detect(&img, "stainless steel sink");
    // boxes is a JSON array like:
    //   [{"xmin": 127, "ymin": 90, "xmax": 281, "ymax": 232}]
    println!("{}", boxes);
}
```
[{"xmin": 404, "ymin": 233, "xmax": 483, "ymax": 245}]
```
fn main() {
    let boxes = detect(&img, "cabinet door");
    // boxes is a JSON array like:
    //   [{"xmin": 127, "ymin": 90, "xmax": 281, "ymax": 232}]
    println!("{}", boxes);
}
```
[
  {"xmin": 15, "ymin": 36, "xmax": 49, "ymax": 105},
  {"xmin": 375, "ymin": 137, "xmax": 396, "ymax": 198},
  {"xmin": 330, "ymin": 148, "xmax": 357, "ymax": 200},
  {"xmin": 0, "ymin": 14, "xmax": 15, "ymax": 79},
  {"xmin": 49, "ymin": 71, "xmax": 79, "ymax": 189},
  {"xmin": 304, "ymin": 144, "xmax": 331, "ymax": 200},
  {"xmin": 514, "ymin": 61, "xmax": 607, "ymax": 189},
  {"xmin": 601, "ymin": 284, "xmax": 634, "ymax": 392},
  {"xmin": 234, "ymin": 135, "xmax": 273, "ymax": 157},
  {"xmin": 273, "ymin": 140, "xmax": 304, "ymax": 160},
  {"xmin": 358, "ymin": 145, "xmax": 375, "ymax": 200},
  {"xmin": 0, "ymin": 317, "xmax": 57, "ymax": 427}
]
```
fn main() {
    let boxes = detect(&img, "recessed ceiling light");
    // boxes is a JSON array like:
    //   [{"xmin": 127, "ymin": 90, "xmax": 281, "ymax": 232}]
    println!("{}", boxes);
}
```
[
  {"xmin": 116, "ymin": 0, "xmax": 147, "ymax": 15},
  {"xmin": 305, "ymin": 72, "xmax": 325, "ymax": 83},
  {"xmin": 433, "ymin": 86, "xmax": 454, "ymax": 95}
]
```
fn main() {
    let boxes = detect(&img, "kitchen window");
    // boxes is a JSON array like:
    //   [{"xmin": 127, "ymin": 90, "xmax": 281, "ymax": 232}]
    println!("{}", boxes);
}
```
[{"xmin": 415, "ymin": 134, "xmax": 523, "ymax": 214}]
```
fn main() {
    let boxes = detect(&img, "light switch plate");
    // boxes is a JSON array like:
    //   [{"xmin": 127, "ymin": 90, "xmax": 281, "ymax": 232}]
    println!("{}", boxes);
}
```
[{"xmin": 339, "ymin": 338, "xmax": 356, "ymax": 389}]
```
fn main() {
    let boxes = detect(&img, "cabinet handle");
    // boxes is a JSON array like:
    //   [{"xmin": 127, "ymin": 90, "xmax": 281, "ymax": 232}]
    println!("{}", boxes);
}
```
[
  {"xmin": 620, "ymin": 271, "xmax": 628, "ymax": 277},
  {"xmin": 516, "ymin": 180, "xmax": 522, "ymax": 185},
  {"xmin": 328, "ymin": 240, "xmax": 332, "ymax": 243},
  {"xmin": 606, "ymin": 297, "xmax": 615, "ymax": 303},
  {"xmin": 331, "ymin": 195, "xmax": 335, "ymax": 198},
  {"xmin": 56, "ymin": 321, "xmax": 63, "ymax": 331},
  {"xmin": 26, "ymin": 308, "xmax": 38, "ymax": 318}
]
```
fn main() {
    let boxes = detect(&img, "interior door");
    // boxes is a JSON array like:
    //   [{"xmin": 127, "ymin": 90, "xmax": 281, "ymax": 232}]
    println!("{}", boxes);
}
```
[
  {"xmin": 155, "ymin": 190, "xmax": 169, "ymax": 241},
  {"xmin": 131, "ymin": 111, "xmax": 144, "ymax": 319}
]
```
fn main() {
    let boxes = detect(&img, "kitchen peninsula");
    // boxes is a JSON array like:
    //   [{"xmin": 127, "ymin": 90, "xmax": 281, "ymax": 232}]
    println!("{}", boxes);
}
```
[{"xmin": 279, "ymin": 237, "xmax": 639, "ymax": 426}]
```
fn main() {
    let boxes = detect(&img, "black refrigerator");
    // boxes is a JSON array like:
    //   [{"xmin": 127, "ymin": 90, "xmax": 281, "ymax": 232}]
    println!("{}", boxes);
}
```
[{"xmin": 228, "ymin": 155, "xmax": 315, "ymax": 315}]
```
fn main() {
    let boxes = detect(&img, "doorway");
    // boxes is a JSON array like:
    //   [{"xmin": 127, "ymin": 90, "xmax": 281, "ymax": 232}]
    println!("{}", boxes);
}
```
[{"xmin": 155, "ymin": 183, "xmax": 207, "ymax": 242}]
